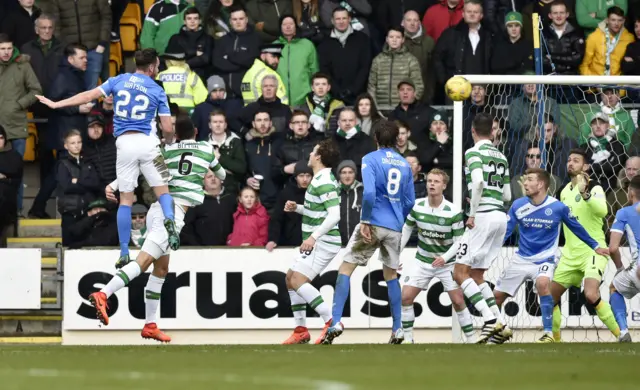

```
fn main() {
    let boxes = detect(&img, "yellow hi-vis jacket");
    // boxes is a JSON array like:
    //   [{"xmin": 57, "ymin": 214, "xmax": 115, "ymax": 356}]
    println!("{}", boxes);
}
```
[
  {"xmin": 241, "ymin": 59, "xmax": 288, "ymax": 106},
  {"xmin": 157, "ymin": 66, "xmax": 208, "ymax": 113}
]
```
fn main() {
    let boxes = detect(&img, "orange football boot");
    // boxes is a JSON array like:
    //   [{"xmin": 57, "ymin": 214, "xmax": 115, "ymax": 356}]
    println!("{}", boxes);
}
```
[
  {"xmin": 88, "ymin": 292, "xmax": 109, "ymax": 326},
  {"xmin": 282, "ymin": 326, "xmax": 311, "ymax": 344},
  {"xmin": 141, "ymin": 323, "xmax": 172, "ymax": 343},
  {"xmin": 314, "ymin": 320, "xmax": 332, "ymax": 345}
]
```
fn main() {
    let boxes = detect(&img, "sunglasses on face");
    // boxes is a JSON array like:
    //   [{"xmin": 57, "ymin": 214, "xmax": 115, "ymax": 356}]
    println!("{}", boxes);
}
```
[{"xmin": 527, "ymin": 154, "xmax": 542, "ymax": 159}]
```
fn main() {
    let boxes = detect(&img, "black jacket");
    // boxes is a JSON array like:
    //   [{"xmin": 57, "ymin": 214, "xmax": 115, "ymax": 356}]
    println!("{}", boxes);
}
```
[
  {"xmin": 491, "ymin": 35, "xmax": 534, "ymax": 75},
  {"xmin": 268, "ymin": 179, "xmax": 306, "ymax": 246},
  {"xmin": 212, "ymin": 25, "xmax": 261, "ymax": 99},
  {"xmin": 56, "ymin": 155, "xmax": 101, "ymax": 216},
  {"xmin": 167, "ymin": 26, "xmax": 215, "ymax": 82},
  {"xmin": 82, "ymin": 132, "xmax": 117, "ymax": 188},
  {"xmin": 484, "ymin": 0, "xmax": 527, "ymax": 36},
  {"xmin": 245, "ymin": 127, "xmax": 284, "ymax": 209},
  {"xmin": 413, "ymin": 173, "xmax": 427, "ymax": 199},
  {"xmin": 339, "ymin": 181, "xmax": 363, "ymax": 245},
  {"xmin": 334, "ymin": 132, "xmax": 376, "ymax": 178},
  {"xmin": 1, "ymin": 5, "xmax": 41, "ymax": 49},
  {"xmin": 542, "ymin": 23, "xmax": 585, "ymax": 75},
  {"xmin": 296, "ymin": 4, "xmax": 325, "ymax": 45},
  {"xmin": 433, "ymin": 21, "xmax": 492, "ymax": 85},
  {"xmin": 47, "ymin": 58, "xmax": 87, "ymax": 150},
  {"xmin": 622, "ymin": 40, "xmax": 640, "ymax": 75},
  {"xmin": 318, "ymin": 30, "xmax": 372, "ymax": 105},
  {"xmin": 419, "ymin": 136, "xmax": 453, "ymax": 175},
  {"xmin": 192, "ymin": 97, "xmax": 244, "ymax": 138},
  {"xmin": 389, "ymin": 101, "xmax": 436, "ymax": 146},
  {"xmin": 206, "ymin": 131, "xmax": 247, "ymax": 195},
  {"xmin": 21, "ymin": 37, "xmax": 64, "ymax": 111},
  {"xmin": 65, "ymin": 210, "xmax": 118, "ymax": 249},
  {"xmin": 376, "ymin": 0, "xmax": 433, "ymax": 33},
  {"xmin": 0, "ymin": 149, "xmax": 23, "ymax": 228},
  {"xmin": 180, "ymin": 189, "xmax": 236, "ymax": 246},
  {"xmin": 239, "ymin": 97, "xmax": 292, "ymax": 136},
  {"xmin": 272, "ymin": 130, "xmax": 323, "ymax": 184}
]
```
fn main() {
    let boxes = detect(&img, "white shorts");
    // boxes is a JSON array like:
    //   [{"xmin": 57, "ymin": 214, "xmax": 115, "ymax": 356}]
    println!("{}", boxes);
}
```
[
  {"xmin": 342, "ymin": 224, "xmax": 402, "ymax": 270},
  {"xmin": 612, "ymin": 264, "xmax": 640, "ymax": 299},
  {"xmin": 403, "ymin": 259, "xmax": 458, "ymax": 292},
  {"xmin": 494, "ymin": 256, "xmax": 556, "ymax": 296},
  {"xmin": 116, "ymin": 132, "xmax": 169, "ymax": 193},
  {"xmin": 290, "ymin": 240, "xmax": 341, "ymax": 280},
  {"xmin": 456, "ymin": 211, "xmax": 508, "ymax": 269},
  {"xmin": 141, "ymin": 202, "xmax": 186, "ymax": 259}
]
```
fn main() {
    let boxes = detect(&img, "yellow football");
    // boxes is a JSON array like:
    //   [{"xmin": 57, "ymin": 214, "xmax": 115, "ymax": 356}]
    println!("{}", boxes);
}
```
[{"xmin": 445, "ymin": 76, "xmax": 472, "ymax": 101}]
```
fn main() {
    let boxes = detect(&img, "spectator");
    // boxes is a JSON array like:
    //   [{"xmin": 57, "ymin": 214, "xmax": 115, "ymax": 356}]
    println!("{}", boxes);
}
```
[
  {"xmin": 622, "ymin": 15, "xmax": 640, "ymax": 74},
  {"xmin": 158, "ymin": 41, "xmax": 208, "ymax": 114},
  {"xmin": 245, "ymin": 110, "xmax": 284, "ymax": 210},
  {"xmin": 368, "ymin": 26, "xmax": 424, "ymax": 108},
  {"xmin": 110, "ymin": 0, "xmax": 129, "ymax": 42},
  {"xmin": 491, "ymin": 12, "xmax": 534, "ymax": 75},
  {"xmin": 41, "ymin": 0, "xmax": 111, "ymax": 89},
  {"xmin": 204, "ymin": 0, "xmax": 238, "ymax": 39},
  {"xmin": 389, "ymin": 79, "xmax": 435, "ymax": 143},
  {"xmin": 581, "ymin": 112, "xmax": 627, "ymax": 192},
  {"xmin": 336, "ymin": 159, "xmax": 363, "ymax": 245},
  {"xmin": 166, "ymin": 7, "xmax": 215, "ymax": 82},
  {"xmin": 607, "ymin": 156, "xmax": 640, "ymax": 220},
  {"xmin": 276, "ymin": 15, "xmax": 319, "ymax": 107},
  {"xmin": 492, "ymin": 117, "xmax": 508, "ymax": 153},
  {"xmin": 523, "ymin": 0, "xmax": 574, "ymax": 41},
  {"xmin": 508, "ymin": 79, "xmax": 559, "ymax": 142},
  {"xmin": 423, "ymin": 0, "xmax": 464, "ymax": 43},
  {"xmin": 378, "ymin": 0, "xmax": 432, "ymax": 35},
  {"xmin": 580, "ymin": 6, "xmax": 634, "ymax": 76},
  {"xmin": 294, "ymin": 72, "xmax": 345, "ymax": 137},
  {"xmin": 242, "ymin": 43, "xmax": 288, "ymax": 105},
  {"xmin": 129, "ymin": 204, "xmax": 149, "ymax": 248},
  {"xmin": 320, "ymin": 0, "xmax": 373, "ymax": 37},
  {"xmin": 579, "ymin": 88, "xmax": 635, "ymax": 148},
  {"xmin": 213, "ymin": 5, "xmax": 262, "ymax": 99},
  {"xmin": 82, "ymin": 114, "xmax": 117, "ymax": 189},
  {"xmin": 192, "ymin": 75, "xmax": 244, "ymax": 137},
  {"xmin": 206, "ymin": 110, "xmax": 247, "ymax": 194},
  {"xmin": 511, "ymin": 143, "xmax": 561, "ymax": 200},
  {"xmin": 56, "ymin": 130, "xmax": 101, "ymax": 245},
  {"xmin": 318, "ymin": 6, "xmax": 372, "ymax": 105},
  {"xmin": 0, "ymin": 33, "xmax": 41, "ymax": 216},
  {"xmin": 485, "ymin": 0, "xmax": 529, "ymax": 36},
  {"xmin": 91, "ymin": 94, "xmax": 114, "ymax": 135},
  {"xmin": 227, "ymin": 186, "xmax": 270, "ymax": 246},
  {"xmin": 141, "ymin": 0, "xmax": 190, "ymax": 55},
  {"xmin": 405, "ymin": 152, "xmax": 427, "ymax": 199},
  {"xmin": 246, "ymin": 0, "xmax": 294, "ymax": 43},
  {"xmin": 434, "ymin": 1, "xmax": 492, "ymax": 93},
  {"xmin": 1, "ymin": 0, "xmax": 42, "ymax": 50},
  {"xmin": 0, "ymin": 125, "xmax": 24, "ymax": 244},
  {"xmin": 542, "ymin": 0, "xmax": 586, "ymax": 76},
  {"xmin": 181, "ymin": 170, "xmax": 236, "ymax": 245},
  {"xmin": 355, "ymin": 93, "xmax": 383, "ymax": 136},
  {"xmin": 403, "ymin": 10, "xmax": 436, "ymax": 104},
  {"xmin": 462, "ymin": 84, "xmax": 491, "ymax": 151},
  {"xmin": 272, "ymin": 110, "xmax": 323, "ymax": 185},
  {"xmin": 576, "ymin": 0, "xmax": 627, "ymax": 34},
  {"xmin": 266, "ymin": 160, "xmax": 312, "ymax": 251},
  {"xmin": 240, "ymin": 75, "xmax": 293, "ymax": 135},
  {"xmin": 292, "ymin": 0, "xmax": 325, "ymax": 45},
  {"xmin": 521, "ymin": 116, "xmax": 577, "ymax": 178},
  {"xmin": 333, "ymin": 108, "xmax": 376, "ymax": 176},
  {"xmin": 65, "ymin": 199, "xmax": 118, "ymax": 249},
  {"xmin": 419, "ymin": 111, "xmax": 454, "ymax": 193},
  {"xmin": 395, "ymin": 121, "xmax": 418, "ymax": 157}
]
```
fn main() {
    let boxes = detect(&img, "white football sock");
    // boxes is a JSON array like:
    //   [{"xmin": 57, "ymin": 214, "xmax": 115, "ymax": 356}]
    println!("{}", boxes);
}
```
[
  {"xmin": 402, "ymin": 305, "xmax": 415, "ymax": 343},
  {"xmin": 102, "ymin": 262, "xmax": 141, "ymax": 298},
  {"xmin": 478, "ymin": 282, "xmax": 505, "ymax": 324},
  {"xmin": 288, "ymin": 289, "xmax": 307, "ymax": 328},
  {"xmin": 456, "ymin": 307, "xmax": 475, "ymax": 342},
  {"xmin": 296, "ymin": 283, "xmax": 331, "ymax": 323},
  {"xmin": 145, "ymin": 275, "xmax": 165, "ymax": 324},
  {"xmin": 460, "ymin": 278, "xmax": 496, "ymax": 322}
]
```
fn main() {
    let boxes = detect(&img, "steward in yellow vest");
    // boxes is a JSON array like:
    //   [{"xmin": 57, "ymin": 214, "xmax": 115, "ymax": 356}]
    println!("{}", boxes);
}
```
[
  {"xmin": 241, "ymin": 43, "xmax": 288, "ymax": 105},
  {"xmin": 157, "ymin": 41, "xmax": 207, "ymax": 114}
]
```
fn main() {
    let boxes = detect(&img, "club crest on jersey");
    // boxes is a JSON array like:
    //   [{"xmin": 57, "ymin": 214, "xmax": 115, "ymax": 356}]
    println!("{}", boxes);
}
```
[
  {"xmin": 439, "ymin": 218, "xmax": 445, "ymax": 225},
  {"xmin": 575, "ymin": 194, "xmax": 582, "ymax": 202},
  {"xmin": 545, "ymin": 208, "xmax": 553, "ymax": 216}
]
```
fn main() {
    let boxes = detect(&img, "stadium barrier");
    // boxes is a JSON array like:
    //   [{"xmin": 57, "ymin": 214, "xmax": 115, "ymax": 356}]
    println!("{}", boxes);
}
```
[
  {"xmin": 61, "ymin": 248, "xmax": 640, "ymax": 345},
  {"xmin": 0, "ymin": 249, "xmax": 42, "ymax": 310}
]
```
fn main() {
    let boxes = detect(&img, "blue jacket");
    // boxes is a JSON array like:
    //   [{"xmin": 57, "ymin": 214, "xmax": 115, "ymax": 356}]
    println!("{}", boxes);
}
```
[{"xmin": 47, "ymin": 57, "xmax": 87, "ymax": 150}]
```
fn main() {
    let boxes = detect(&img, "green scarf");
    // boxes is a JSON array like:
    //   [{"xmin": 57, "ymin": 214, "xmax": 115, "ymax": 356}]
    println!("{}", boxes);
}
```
[
  {"xmin": 341, "ymin": 181, "xmax": 359, "ymax": 192},
  {"xmin": 312, "ymin": 94, "xmax": 331, "ymax": 118},
  {"xmin": 337, "ymin": 125, "xmax": 361, "ymax": 139},
  {"xmin": 588, "ymin": 135, "xmax": 609, "ymax": 153}
]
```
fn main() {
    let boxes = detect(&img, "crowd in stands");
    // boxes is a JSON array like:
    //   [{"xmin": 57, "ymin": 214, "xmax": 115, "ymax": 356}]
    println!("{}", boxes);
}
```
[{"xmin": 1, "ymin": 0, "xmax": 640, "ymax": 248}]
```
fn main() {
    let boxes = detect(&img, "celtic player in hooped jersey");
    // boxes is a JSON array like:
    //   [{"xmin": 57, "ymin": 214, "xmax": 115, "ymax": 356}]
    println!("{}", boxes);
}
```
[
  {"xmin": 454, "ymin": 113, "xmax": 512, "ymax": 344},
  {"xmin": 399, "ymin": 169, "xmax": 476, "ymax": 344},
  {"xmin": 550, "ymin": 149, "xmax": 618, "ymax": 342},
  {"xmin": 282, "ymin": 139, "xmax": 342, "ymax": 345},
  {"xmin": 89, "ymin": 117, "xmax": 225, "ymax": 342}
]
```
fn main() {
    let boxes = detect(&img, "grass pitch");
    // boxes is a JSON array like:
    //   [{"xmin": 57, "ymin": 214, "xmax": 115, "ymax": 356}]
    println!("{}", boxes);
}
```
[{"xmin": 0, "ymin": 344, "xmax": 637, "ymax": 390}]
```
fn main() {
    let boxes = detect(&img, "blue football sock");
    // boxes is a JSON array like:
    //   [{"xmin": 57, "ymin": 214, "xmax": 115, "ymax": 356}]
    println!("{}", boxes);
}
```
[
  {"xmin": 387, "ymin": 278, "xmax": 402, "ymax": 332},
  {"xmin": 158, "ymin": 194, "xmax": 175, "ymax": 221},
  {"xmin": 539, "ymin": 294, "xmax": 554, "ymax": 333},
  {"xmin": 117, "ymin": 205, "xmax": 132, "ymax": 256},
  {"xmin": 610, "ymin": 291, "xmax": 628, "ymax": 332},
  {"xmin": 331, "ymin": 274, "xmax": 350, "ymax": 326}
]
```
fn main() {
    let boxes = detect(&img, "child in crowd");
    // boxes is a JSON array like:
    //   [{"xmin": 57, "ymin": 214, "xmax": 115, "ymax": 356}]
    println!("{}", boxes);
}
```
[{"xmin": 227, "ymin": 187, "xmax": 269, "ymax": 247}]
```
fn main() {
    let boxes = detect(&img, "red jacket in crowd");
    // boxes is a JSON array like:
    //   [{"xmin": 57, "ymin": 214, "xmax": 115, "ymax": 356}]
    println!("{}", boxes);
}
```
[
  {"xmin": 423, "ymin": 0, "xmax": 464, "ymax": 43},
  {"xmin": 226, "ymin": 202, "xmax": 270, "ymax": 247}
]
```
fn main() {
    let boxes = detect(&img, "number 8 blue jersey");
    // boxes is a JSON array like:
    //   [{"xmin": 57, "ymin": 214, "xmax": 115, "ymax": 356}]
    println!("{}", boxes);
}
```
[
  {"xmin": 360, "ymin": 148, "xmax": 415, "ymax": 232},
  {"xmin": 99, "ymin": 73, "xmax": 171, "ymax": 137}
]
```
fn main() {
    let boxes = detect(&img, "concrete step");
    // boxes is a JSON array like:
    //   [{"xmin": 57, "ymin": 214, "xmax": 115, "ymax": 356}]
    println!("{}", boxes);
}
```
[
  {"xmin": 0, "ymin": 336, "xmax": 62, "ymax": 344},
  {"xmin": 41, "ymin": 269, "xmax": 59, "ymax": 297},
  {"xmin": 0, "ymin": 312, "xmax": 62, "ymax": 337},
  {"xmin": 7, "ymin": 237, "xmax": 61, "ymax": 249},
  {"xmin": 18, "ymin": 219, "xmax": 61, "ymax": 238},
  {"xmin": 42, "ymin": 257, "xmax": 57, "ymax": 270}
]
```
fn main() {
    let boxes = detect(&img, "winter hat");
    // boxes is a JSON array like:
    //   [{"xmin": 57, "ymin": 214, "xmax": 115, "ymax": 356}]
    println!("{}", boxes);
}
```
[
  {"xmin": 588, "ymin": 111, "xmax": 608, "ymax": 124},
  {"xmin": 163, "ymin": 39, "xmax": 186, "ymax": 60},
  {"xmin": 430, "ymin": 110, "xmax": 449, "ymax": 126},
  {"xmin": 131, "ymin": 203, "xmax": 149, "ymax": 215},
  {"xmin": 337, "ymin": 160, "xmax": 357, "ymax": 174},
  {"xmin": 207, "ymin": 75, "xmax": 226, "ymax": 92},
  {"xmin": 87, "ymin": 114, "xmax": 105, "ymax": 127},
  {"xmin": 505, "ymin": 12, "xmax": 523, "ymax": 27},
  {"xmin": 87, "ymin": 199, "xmax": 108, "ymax": 211},
  {"xmin": 294, "ymin": 160, "xmax": 313, "ymax": 176}
]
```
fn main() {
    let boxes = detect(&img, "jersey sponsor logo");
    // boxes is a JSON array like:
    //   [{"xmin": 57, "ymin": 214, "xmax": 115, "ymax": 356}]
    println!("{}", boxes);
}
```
[
  {"xmin": 361, "ymin": 163, "xmax": 367, "ymax": 169},
  {"xmin": 420, "ymin": 230, "xmax": 447, "ymax": 239},
  {"xmin": 159, "ymin": 73, "xmax": 186, "ymax": 83},
  {"xmin": 545, "ymin": 208, "xmax": 553, "ymax": 216}
]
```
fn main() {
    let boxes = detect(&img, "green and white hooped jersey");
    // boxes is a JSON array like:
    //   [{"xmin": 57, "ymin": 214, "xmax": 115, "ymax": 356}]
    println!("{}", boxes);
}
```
[
  {"xmin": 405, "ymin": 198, "xmax": 464, "ymax": 264},
  {"xmin": 302, "ymin": 168, "xmax": 341, "ymax": 246},
  {"xmin": 163, "ymin": 140, "xmax": 223, "ymax": 207},
  {"xmin": 464, "ymin": 140, "xmax": 511, "ymax": 213}
]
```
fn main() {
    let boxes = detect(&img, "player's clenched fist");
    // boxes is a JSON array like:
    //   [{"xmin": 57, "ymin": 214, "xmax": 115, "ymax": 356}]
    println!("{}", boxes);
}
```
[
  {"xmin": 284, "ymin": 201, "xmax": 297, "ymax": 212},
  {"xmin": 576, "ymin": 172, "xmax": 590, "ymax": 195}
]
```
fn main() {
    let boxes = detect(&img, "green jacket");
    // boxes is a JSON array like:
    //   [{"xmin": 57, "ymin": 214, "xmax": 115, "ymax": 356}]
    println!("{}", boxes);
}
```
[
  {"xmin": 41, "ymin": 0, "xmax": 112, "ymax": 50},
  {"xmin": 0, "ymin": 49, "xmax": 42, "ymax": 140},
  {"xmin": 579, "ymin": 105, "xmax": 635, "ymax": 148},
  {"xmin": 367, "ymin": 44, "xmax": 424, "ymax": 108},
  {"xmin": 140, "ymin": 0, "xmax": 190, "ymax": 55},
  {"xmin": 404, "ymin": 29, "xmax": 435, "ymax": 104},
  {"xmin": 275, "ymin": 36, "xmax": 319, "ymax": 107},
  {"xmin": 576, "ymin": 0, "xmax": 627, "ymax": 35}
]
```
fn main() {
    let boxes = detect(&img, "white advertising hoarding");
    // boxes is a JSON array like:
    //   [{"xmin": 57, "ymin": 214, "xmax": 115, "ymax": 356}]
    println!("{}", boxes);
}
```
[{"xmin": 0, "ymin": 249, "xmax": 42, "ymax": 309}]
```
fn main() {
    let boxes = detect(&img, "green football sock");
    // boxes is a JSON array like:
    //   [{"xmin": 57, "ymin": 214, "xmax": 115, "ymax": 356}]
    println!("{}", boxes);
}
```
[
  {"xmin": 595, "ymin": 300, "xmax": 621, "ymax": 337},
  {"xmin": 552, "ymin": 305, "xmax": 562, "ymax": 341}
]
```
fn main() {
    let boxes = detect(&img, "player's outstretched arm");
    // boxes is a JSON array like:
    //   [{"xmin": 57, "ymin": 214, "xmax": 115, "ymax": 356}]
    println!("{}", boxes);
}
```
[
  {"xmin": 503, "ymin": 204, "xmax": 518, "ymax": 244},
  {"xmin": 209, "ymin": 156, "xmax": 227, "ymax": 181},
  {"xmin": 36, "ymin": 87, "xmax": 103, "ymax": 109},
  {"xmin": 609, "ymin": 209, "xmax": 628, "ymax": 271},
  {"xmin": 360, "ymin": 157, "xmax": 376, "ymax": 225},
  {"xmin": 159, "ymin": 115, "xmax": 175, "ymax": 144},
  {"xmin": 561, "ymin": 204, "xmax": 601, "ymax": 250}
]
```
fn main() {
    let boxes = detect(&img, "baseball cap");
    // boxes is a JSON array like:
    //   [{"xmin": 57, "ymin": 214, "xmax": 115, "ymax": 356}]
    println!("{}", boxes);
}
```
[
  {"xmin": 588, "ymin": 112, "xmax": 608, "ymax": 124},
  {"xmin": 397, "ymin": 79, "xmax": 416, "ymax": 90},
  {"xmin": 88, "ymin": 114, "xmax": 105, "ymax": 127}
]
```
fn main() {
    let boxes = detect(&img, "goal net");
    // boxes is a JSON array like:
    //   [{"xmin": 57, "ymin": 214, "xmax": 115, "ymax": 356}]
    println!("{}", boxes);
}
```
[{"xmin": 451, "ymin": 74, "xmax": 640, "ymax": 343}]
